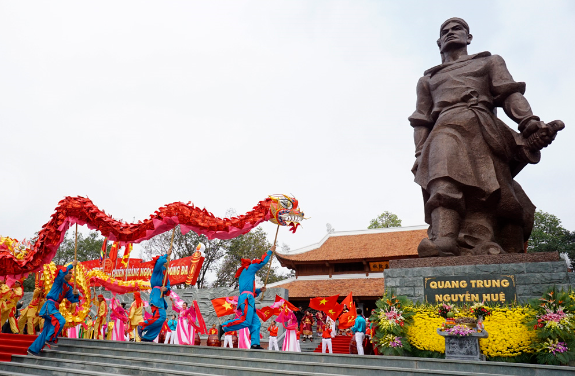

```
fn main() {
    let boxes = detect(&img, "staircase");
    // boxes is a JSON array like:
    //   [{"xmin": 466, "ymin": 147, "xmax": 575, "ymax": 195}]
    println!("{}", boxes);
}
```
[
  {"xmin": 313, "ymin": 335, "xmax": 352, "ymax": 354},
  {"xmin": 0, "ymin": 337, "xmax": 573, "ymax": 376},
  {"xmin": 0, "ymin": 334, "xmax": 37, "ymax": 362}
]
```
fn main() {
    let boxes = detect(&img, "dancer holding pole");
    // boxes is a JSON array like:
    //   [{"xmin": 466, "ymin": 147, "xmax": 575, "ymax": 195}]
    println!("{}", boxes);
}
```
[{"xmin": 137, "ymin": 229, "xmax": 174, "ymax": 342}]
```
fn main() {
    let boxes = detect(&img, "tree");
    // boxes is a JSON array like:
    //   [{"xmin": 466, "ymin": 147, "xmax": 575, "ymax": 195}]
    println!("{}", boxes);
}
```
[
  {"xmin": 368, "ymin": 211, "xmax": 402, "ymax": 229},
  {"xmin": 528, "ymin": 210, "xmax": 575, "ymax": 262},
  {"xmin": 142, "ymin": 225, "xmax": 227, "ymax": 289},
  {"xmin": 52, "ymin": 231, "xmax": 108, "ymax": 266},
  {"xmin": 212, "ymin": 227, "xmax": 289, "ymax": 289}
]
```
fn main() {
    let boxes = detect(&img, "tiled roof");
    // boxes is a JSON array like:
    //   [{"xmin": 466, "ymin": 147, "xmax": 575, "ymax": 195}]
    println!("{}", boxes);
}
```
[
  {"xmin": 276, "ymin": 226, "xmax": 426, "ymax": 264},
  {"xmin": 274, "ymin": 278, "xmax": 385, "ymax": 299}
]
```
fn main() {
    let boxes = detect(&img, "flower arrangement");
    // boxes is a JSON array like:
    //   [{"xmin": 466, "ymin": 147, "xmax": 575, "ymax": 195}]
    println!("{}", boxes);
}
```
[
  {"xmin": 443, "ymin": 324, "xmax": 475, "ymax": 336},
  {"xmin": 470, "ymin": 302, "xmax": 491, "ymax": 319},
  {"xmin": 437, "ymin": 303, "xmax": 457, "ymax": 319},
  {"xmin": 370, "ymin": 290, "xmax": 413, "ymax": 356},
  {"xmin": 528, "ymin": 287, "xmax": 575, "ymax": 365}
]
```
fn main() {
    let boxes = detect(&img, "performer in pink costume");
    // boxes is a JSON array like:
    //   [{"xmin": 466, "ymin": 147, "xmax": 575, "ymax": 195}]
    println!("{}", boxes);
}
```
[
  {"xmin": 281, "ymin": 310, "xmax": 300, "ymax": 352},
  {"xmin": 110, "ymin": 299, "xmax": 129, "ymax": 341},
  {"xmin": 171, "ymin": 299, "xmax": 199, "ymax": 345},
  {"xmin": 238, "ymin": 327, "xmax": 251, "ymax": 349}
]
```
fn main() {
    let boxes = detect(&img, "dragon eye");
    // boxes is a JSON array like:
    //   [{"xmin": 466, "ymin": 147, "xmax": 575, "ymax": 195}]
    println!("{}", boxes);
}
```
[{"xmin": 279, "ymin": 198, "xmax": 293, "ymax": 210}]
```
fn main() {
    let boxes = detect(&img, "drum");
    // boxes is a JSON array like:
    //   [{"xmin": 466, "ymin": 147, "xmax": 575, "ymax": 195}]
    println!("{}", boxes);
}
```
[
  {"xmin": 207, "ymin": 334, "xmax": 221, "ymax": 347},
  {"xmin": 232, "ymin": 335, "xmax": 238, "ymax": 348},
  {"xmin": 349, "ymin": 336, "xmax": 358, "ymax": 354},
  {"xmin": 194, "ymin": 331, "xmax": 201, "ymax": 346}
]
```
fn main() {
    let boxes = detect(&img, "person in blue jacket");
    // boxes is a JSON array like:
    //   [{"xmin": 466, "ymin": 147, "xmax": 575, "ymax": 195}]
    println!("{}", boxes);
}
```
[
  {"xmin": 28, "ymin": 262, "xmax": 81, "ymax": 356},
  {"xmin": 138, "ymin": 250, "xmax": 172, "ymax": 342},
  {"xmin": 222, "ymin": 245, "xmax": 274, "ymax": 349},
  {"xmin": 351, "ymin": 308, "xmax": 367, "ymax": 355}
]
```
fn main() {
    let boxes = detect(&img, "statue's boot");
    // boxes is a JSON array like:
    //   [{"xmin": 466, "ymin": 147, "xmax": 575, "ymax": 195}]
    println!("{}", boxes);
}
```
[{"xmin": 418, "ymin": 207, "xmax": 461, "ymax": 257}]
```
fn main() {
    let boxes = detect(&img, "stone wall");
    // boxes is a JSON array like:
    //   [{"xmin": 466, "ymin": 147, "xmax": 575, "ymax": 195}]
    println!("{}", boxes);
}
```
[
  {"xmin": 18, "ymin": 287, "xmax": 287, "ymax": 339},
  {"xmin": 384, "ymin": 260, "xmax": 572, "ymax": 304}
]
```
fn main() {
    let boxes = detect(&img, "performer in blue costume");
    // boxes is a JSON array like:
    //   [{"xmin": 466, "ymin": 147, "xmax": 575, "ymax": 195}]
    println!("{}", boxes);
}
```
[
  {"xmin": 138, "ymin": 250, "xmax": 171, "ymax": 342},
  {"xmin": 28, "ymin": 262, "xmax": 81, "ymax": 356},
  {"xmin": 222, "ymin": 246, "xmax": 274, "ymax": 349}
]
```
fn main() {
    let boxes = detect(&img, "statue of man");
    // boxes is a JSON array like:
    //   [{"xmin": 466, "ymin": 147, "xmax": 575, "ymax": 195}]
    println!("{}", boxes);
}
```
[{"xmin": 410, "ymin": 18, "xmax": 564, "ymax": 257}]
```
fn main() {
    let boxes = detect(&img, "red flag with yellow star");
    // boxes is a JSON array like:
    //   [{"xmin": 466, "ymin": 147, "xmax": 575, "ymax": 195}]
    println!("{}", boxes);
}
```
[
  {"xmin": 326, "ymin": 302, "xmax": 344, "ymax": 321},
  {"xmin": 309, "ymin": 294, "xmax": 339, "ymax": 312},
  {"xmin": 211, "ymin": 297, "xmax": 237, "ymax": 317}
]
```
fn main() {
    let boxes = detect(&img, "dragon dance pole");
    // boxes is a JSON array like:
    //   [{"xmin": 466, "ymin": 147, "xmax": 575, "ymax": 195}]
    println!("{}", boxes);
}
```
[
  {"xmin": 260, "ymin": 224, "xmax": 280, "ymax": 301},
  {"xmin": 74, "ymin": 223, "xmax": 78, "ymax": 288},
  {"xmin": 161, "ymin": 228, "xmax": 176, "ymax": 298}
]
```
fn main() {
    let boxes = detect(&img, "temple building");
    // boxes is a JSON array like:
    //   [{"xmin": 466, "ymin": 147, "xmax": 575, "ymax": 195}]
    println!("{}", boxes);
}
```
[{"xmin": 269, "ymin": 225, "xmax": 427, "ymax": 312}]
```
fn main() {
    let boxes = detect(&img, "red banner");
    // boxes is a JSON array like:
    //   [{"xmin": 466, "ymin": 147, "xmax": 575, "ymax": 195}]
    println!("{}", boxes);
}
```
[{"xmin": 80, "ymin": 256, "xmax": 196, "ymax": 285}]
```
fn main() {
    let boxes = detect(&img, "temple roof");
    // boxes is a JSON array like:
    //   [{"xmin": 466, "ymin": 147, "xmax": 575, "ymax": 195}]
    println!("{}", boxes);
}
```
[
  {"xmin": 275, "ymin": 225, "xmax": 426, "ymax": 265},
  {"xmin": 271, "ymin": 277, "xmax": 385, "ymax": 299}
]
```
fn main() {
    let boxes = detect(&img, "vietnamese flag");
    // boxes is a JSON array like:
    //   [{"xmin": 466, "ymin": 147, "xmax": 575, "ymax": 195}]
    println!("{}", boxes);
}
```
[
  {"xmin": 326, "ymin": 302, "xmax": 344, "ymax": 321},
  {"xmin": 257, "ymin": 306, "xmax": 275, "ymax": 322},
  {"xmin": 309, "ymin": 294, "xmax": 339, "ymax": 312},
  {"xmin": 211, "ymin": 297, "xmax": 237, "ymax": 317}
]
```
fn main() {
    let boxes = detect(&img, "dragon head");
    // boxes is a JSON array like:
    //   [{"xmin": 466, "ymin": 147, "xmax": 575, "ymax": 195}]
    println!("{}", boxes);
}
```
[{"xmin": 268, "ymin": 194, "xmax": 305, "ymax": 233}]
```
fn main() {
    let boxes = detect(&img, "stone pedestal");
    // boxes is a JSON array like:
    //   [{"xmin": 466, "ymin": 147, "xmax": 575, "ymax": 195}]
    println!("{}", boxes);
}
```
[
  {"xmin": 437, "ymin": 328, "xmax": 488, "ymax": 361},
  {"xmin": 384, "ymin": 252, "xmax": 572, "ymax": 304}
]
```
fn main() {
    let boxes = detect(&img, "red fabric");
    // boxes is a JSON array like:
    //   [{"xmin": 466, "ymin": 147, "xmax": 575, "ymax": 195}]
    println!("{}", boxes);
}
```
[
  {"xmin": 141, "ymin": 307, "xmax": 161, "ymax": 329},
  {"xmin": 193, "ymin": 300, "xmax": 208, "ymax": 335},
  {"xmin": 309, "ymin": 294, "xmax": 339, "ymax": 313},
  {"xmin": 108, "ymin": 242, "xmax": 119, "ymax": 267},
  {"xmin": 134, "ymin": 291, "xmax": 142, "ymax": 307},
  {"xmin": 256, "ymin": 306, "xmax": 277, "ymax": 322},
  {"xmin": 274, "ymin": 295, "xmax": 299, "ymax": 311},
  {"xmin": 326, "ymin": 303, "xmax": 344, "ymax": 321},
  {"xmin": 322, "ymin": 329, "xmax": 332, "ymax": 339},
  {"xmin": 211, "ymin": 297, "xmax": 237, "ymax": 317},
  {"xmin": 0, "ymin": 196, "xmax": 275, "ymax": 277}
]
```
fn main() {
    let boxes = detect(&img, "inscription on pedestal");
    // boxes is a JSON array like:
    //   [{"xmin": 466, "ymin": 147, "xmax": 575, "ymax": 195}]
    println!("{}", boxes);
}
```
[{"xmin": 424, "ymin": 275, "xmax": 516, "ymax": 304}]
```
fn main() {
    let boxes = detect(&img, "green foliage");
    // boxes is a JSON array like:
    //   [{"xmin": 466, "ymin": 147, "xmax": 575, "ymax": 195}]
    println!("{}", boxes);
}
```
[
  {"xmin": 371, "ymin": 290, "xmax": 413, "ymax": 356},
  {"xmin": 368, "ymin": 211, "xmax": 402, "ymax": 229},
  {"xmin": 212, "ymin": 227, "xmax": 288, "ymax": 288},
  {"xmin": 528, "ymin": 211, "xmax": 575, "ymax": 262},
  {"xmin": 52, "ymin": 231, "xmax": 108, "ymax": 266}
]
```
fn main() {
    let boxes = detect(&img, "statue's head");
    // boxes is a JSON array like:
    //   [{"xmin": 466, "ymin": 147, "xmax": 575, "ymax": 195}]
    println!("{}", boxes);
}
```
[{"xmin": 437, "ymin": 17, "xmax": 472, "ymax": 55}]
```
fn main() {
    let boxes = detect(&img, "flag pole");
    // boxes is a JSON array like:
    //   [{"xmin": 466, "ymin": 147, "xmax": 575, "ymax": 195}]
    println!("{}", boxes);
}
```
[{"xmin": 161, "ymin": 228, "xmax": 176, "ymax": 298}]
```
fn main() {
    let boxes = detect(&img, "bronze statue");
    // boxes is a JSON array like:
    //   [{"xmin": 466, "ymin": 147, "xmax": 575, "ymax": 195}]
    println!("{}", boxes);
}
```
[{"xmin": 410, "ymin": 18, "xmax": 564, "ymax": 257}]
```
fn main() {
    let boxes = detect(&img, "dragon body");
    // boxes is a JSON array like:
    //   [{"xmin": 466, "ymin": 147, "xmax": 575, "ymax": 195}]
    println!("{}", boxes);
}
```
[{"xmin": 1, "ymin": 194, "xmax": 303, "ymax": 277}]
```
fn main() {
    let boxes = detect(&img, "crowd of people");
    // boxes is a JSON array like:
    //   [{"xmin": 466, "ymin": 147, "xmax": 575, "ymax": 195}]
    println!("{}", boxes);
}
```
[{"xmin": 1, "ymin": 248, "xmax": 373, "ymax": 356}]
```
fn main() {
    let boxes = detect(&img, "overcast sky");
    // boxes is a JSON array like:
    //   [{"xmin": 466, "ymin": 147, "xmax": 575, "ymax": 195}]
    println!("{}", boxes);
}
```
[{"xmin": 1, "ymin": 1, "xmax": 574, "ymax": 261}]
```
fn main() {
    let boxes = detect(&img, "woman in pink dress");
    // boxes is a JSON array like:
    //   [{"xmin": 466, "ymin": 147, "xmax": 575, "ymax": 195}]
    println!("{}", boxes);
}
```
[
  {"xmin": 281, "ymin": 310, "xmax": 300, "ymax": 352},
  {"xmin": 110, "ymin": 299, "xmax": 129, "ymax": 341},
  {"xmin": 171, "ymin": 299, "xmax": 199, "ymax": 345}
]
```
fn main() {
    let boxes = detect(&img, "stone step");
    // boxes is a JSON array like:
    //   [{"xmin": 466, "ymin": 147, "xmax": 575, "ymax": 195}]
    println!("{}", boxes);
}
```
[
  {"xmin": 52, "ymin": 338, "xmax": 575, "ymax": 376},
  {"xmin": 41, "ymin": 348, "xmax": 450, "ymax": 376},
  {"xmin": 0, "ymin": 360, "xmax": 149, "ymax": 376},
  {"xmin": 10, "ymin": 352, "xmax": 514, "ymax": 376},
  {"xmin": 11, "ymin": 354, "xmax": 345, "ymax": 376}
]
